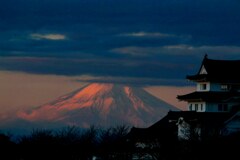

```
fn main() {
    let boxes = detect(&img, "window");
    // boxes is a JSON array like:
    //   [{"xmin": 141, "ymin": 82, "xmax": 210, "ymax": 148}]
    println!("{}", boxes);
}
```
[
  {"xmin": 195, "ymin": 104, "xmax": 199, "ymax": 111},
  {"xmin": 221, "ymin": 84, "xmax": 230, "ymax": 91},
  {"xmin": 218, "ymin": 104, "xmax": 228, "ymax": 111},
  {"xmin": 189, "ymin": 104, "xmax": 192, "ymax": 111},
  {"xmin": 200, "ymin": 104, "xmax": 203, "ymax": 111},
  {"xmin": 200, "ymin": 83, "xmax": 207, "ymax": 90}
]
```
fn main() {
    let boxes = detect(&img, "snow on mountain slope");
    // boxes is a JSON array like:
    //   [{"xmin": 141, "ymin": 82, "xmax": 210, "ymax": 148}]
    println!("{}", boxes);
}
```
[{"xmin": 18, "ymin": 83, "xmax": 178, "ymax": 128}]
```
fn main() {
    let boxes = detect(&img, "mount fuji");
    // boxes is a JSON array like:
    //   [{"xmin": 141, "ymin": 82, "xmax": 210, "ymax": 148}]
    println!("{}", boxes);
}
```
[{"xmin": 18, "ymin": 83, "xmax": 178, "ymax": 128}]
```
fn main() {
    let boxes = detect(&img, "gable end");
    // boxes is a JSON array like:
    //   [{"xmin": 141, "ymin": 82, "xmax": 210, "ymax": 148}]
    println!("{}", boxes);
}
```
[{"xmin": 200, "ymin": 65, "xmax": 208, "ymax": 74}]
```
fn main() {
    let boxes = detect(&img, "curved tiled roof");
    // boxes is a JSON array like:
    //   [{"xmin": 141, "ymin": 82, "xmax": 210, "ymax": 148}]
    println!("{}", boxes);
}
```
[
  {"xmin": 177, "ymin": 91, "xmax": 240, "ymax": 102},
  {"xmin": 187, "ymin": 56, "xmax": 240, "ymax": 83}
]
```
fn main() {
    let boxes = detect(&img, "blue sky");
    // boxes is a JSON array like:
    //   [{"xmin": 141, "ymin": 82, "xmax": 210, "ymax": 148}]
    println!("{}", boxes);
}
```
[{"xmin": 1, "ymin": 0, "xmax": 240, "ymax": 85}]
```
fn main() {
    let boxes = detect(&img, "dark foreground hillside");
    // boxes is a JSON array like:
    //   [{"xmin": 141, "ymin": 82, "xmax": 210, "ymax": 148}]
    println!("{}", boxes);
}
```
[{"xmin": 0, "ymin": 125, "xmax": 240, "ymax": 160}]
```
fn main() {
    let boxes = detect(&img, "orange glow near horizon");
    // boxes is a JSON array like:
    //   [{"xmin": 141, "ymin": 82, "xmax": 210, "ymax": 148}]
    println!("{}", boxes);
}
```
[
  {"xmin": 0, "ymin": 71, "xmax": 194, "ymax": 120},
  {"xmin": 0, "ymin": 71, "xmax": 87, "ymax": 114},
  {"xmin": 144, "ymin": 86, "xmax": 194, "ymax": 110}
]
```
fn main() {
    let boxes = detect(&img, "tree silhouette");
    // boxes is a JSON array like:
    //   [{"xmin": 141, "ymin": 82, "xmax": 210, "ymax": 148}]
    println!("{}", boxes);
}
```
[
  {"xmin": 98, "ymin": 125, "xmax": 132, "ymax": 159},
  {"xmin": 0, "ymin": 133, "xmax": 17, "ymax": 159},
  {"xmin": 1, "ymin": 125, "xmax": 240, "ymax": 160}
]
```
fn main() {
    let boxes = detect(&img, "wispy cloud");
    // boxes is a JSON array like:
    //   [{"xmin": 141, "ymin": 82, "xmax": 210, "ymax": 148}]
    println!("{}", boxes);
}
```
[
  {"xmin": 30, "ymin": 33, "xmax": 66, "ymax": 41},
  {"xmin": 119, "ymin": 32, "xmax": 175, "ymax": 38},
  {"xmin": 111, "ymin": 46, "xmax": 160, "ymax": 56},
  {"xmin": 119, "ymin": 32, "xmax": 192, "ymax": 40},
  {"xmin": 111, "ymin": 45, "xmax": 240, "ymax": 57},
  {"xmin": 75, "ymin": 76, "xmax": 187, "ymax": 86},
  {"xmin": 161, "ymin": 45, "xmax": 240, "ymax": 57}
]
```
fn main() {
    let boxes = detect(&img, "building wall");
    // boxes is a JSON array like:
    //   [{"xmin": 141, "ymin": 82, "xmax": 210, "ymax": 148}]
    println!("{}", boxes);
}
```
[
  {"xmin": 209, "ymin": 83, "xmax": 234, "ymax": 92},
  {"xmin": 188, "ymin": 102, "xmax": 206, "ymax": 112},
  {"xmin": 196, "ymin": 82, "xmax": 234, "ymax": 92},
  {"xmin": 205, "ymin": 102, "xmax": 239, "ymax": 112},
  {"xmin": 197, "ymin": 82, "xmax": 210, "ymax": 92},
  {"xmin": 210, "ymin": 83, "xmax": 222, "ymax": 92},
  {"xmin": 188, "ymin": 102, "xmax": 238, "ymax": 112},
  {"xmin": 205, "ymin": 103, "xmax": 218, "ymax": 112}
]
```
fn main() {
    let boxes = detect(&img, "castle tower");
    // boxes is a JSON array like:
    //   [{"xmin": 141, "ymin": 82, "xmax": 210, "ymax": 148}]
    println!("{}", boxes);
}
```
[{"xmin": 177, "ymin": 55, "xmax": 240, "ymax": 112}]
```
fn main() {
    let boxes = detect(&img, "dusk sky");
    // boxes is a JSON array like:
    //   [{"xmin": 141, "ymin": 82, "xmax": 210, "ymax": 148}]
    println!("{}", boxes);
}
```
[{"xmin": 1, "ymin": 0, "xmax": 240, "ymax": 117}]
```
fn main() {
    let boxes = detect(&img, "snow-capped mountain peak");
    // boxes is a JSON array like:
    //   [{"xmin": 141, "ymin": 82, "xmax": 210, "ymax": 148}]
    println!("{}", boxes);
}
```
[{"xmin": 18, "ymin": 83, "xmax": 178, "ymax": 127}]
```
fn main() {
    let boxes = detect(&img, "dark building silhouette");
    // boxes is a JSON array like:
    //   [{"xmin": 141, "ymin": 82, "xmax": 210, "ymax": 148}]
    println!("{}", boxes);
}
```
[{"xmin": 129, "ymin": 55, "xmax": 240, "ymax": 142}]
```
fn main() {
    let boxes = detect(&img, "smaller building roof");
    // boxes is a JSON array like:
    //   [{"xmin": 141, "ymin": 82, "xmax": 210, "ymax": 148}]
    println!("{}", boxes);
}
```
[
  {"xmin": 223, "ymin": 111, "xmax": 240, "ymax": 135},
  {"xmin": 177, "ymin": 91, "xmax": 240, "ymax": 102},
  {"xmin": 128, "ymin": 111, "xmax": 233, "ymax": 141},
  {"xmin": 149, "ymin": 111, "xmax": 231, "ymax": 129},
  {"xmin": 187, "ymin": 55, "xmax": 240, "ymax": 83}
]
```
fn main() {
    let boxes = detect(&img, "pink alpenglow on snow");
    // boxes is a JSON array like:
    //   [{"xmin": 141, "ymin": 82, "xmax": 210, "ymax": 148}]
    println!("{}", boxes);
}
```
[{"xmin": 18, "ymin": 83, "xmax": 178, "ymax": 127}]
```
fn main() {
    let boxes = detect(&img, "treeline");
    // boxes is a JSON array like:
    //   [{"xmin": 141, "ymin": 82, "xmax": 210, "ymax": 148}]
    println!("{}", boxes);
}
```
[
  {"xmin": 1, "ymin": 126, "xmax": 240, "ymax": 160},
  {"xmin": 0, "ymin": 125, "xmax": 132, "ymax": 160}
]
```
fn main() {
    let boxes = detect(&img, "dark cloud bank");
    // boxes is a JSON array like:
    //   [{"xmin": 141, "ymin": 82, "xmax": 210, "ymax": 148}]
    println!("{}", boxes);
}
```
[{"xmin": 0, "ymin": 0, "xmax": 240, "ymax": 85}]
